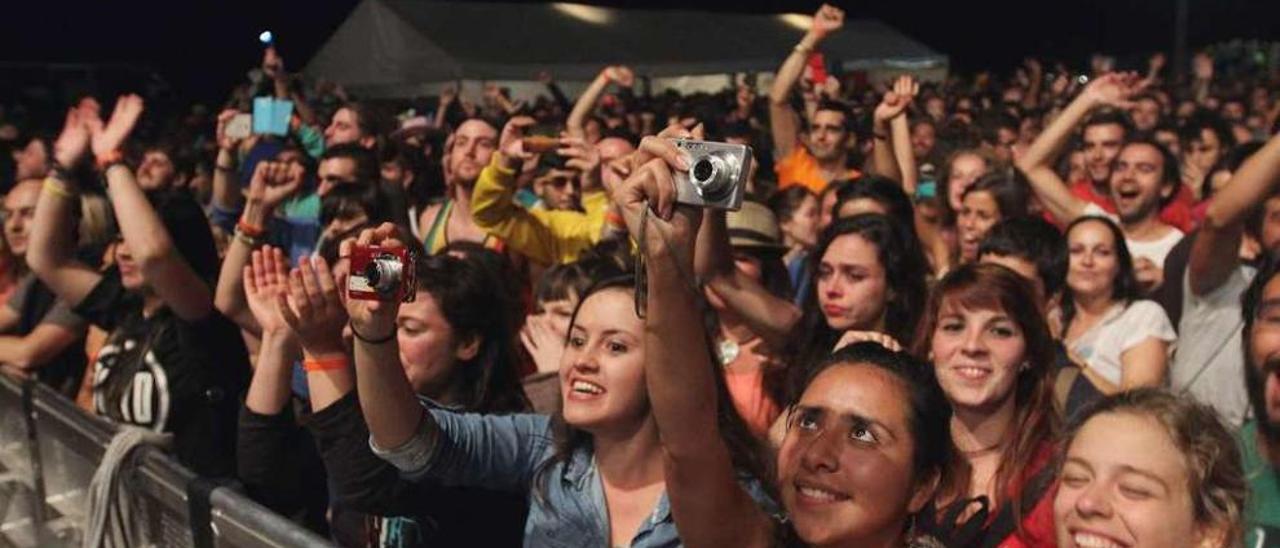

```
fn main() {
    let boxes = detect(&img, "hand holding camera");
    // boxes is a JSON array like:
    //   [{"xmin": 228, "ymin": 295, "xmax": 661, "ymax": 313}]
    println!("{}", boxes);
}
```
[{"xmin": 340, "ymin": 223, "xmax": 415, "ymax": 343}]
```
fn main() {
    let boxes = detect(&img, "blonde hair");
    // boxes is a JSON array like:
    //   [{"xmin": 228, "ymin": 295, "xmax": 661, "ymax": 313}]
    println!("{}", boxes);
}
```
[{"xmin": 78, "ymin": 193, "xmax": 116, "ymax": 249}]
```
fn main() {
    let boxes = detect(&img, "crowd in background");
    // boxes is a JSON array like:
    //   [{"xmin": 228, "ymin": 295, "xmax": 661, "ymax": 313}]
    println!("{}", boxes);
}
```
[{"xmin": 4, "ymin": 4, "xmax": 1280, "ymax": 547}]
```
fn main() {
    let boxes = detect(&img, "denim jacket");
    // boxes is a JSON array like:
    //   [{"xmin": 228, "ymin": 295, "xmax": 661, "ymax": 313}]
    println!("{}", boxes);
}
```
[{"xmin": 373, "ymin": 408, "xmax": 776, "ymax": 547}]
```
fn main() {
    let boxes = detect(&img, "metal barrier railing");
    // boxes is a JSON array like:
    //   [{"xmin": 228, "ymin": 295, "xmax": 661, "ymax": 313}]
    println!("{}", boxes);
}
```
[{"xmin": 0, "ymin": 374, "xmax": 333, "ymax": 547}]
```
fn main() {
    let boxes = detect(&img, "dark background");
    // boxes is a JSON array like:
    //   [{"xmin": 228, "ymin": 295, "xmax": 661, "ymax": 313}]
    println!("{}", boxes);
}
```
[{"xmin": 0, "ymin": 0, "xmax": 1277, "ymax": 107}]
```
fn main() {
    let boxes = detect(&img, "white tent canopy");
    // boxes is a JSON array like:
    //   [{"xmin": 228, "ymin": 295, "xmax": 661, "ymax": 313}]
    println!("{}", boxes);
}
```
[{"xmin": 304, "ymin": 0, "xmax": 948, "ymax": 98}]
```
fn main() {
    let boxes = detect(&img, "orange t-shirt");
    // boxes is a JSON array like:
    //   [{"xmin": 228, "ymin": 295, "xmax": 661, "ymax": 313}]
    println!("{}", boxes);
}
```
[
  {"xmin": 775, "ymin": 147, "xmax": 860, "ymax": 194},
  {"xmin": 720, "ymin": 338, "xmax": 783, "ymax": 439}
]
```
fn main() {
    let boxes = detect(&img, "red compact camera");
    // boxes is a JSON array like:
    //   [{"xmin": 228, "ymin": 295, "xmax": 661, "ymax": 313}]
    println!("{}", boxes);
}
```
[{"xmin": 347, "ymin": 245, "xmax": 417, "ymax": 302}]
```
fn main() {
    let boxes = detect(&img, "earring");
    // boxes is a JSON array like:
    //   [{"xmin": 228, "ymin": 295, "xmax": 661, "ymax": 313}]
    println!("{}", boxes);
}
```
[{"xmin": 1019, "ymin": 361, "xmax": 1031, "ymax": 372}]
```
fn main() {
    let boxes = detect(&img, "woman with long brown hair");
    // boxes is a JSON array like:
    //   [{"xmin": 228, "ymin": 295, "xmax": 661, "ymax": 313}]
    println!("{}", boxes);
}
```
[{"xmin": 911, "ymin": 263, "xmax": 1060, "ymax": 547}]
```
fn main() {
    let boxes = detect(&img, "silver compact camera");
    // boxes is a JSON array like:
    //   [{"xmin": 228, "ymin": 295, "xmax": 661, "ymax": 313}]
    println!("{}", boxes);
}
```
[{"xmin": 670, "ymin": 139, "xmax": 750, "ymax": 211}]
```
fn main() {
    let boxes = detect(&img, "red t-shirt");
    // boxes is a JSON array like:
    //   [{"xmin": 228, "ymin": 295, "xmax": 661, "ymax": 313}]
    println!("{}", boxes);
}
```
[{"xmin": 1065, "ymin": 180, "xmax": 1195, "ymax": 232}]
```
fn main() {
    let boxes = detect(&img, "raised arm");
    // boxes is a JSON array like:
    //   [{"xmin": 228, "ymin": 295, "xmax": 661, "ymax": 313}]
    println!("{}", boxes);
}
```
[
  {"xmin": 1015, "ymin": 73, "xmax": 1146, "ymax": 222},
  {"xmin": 344, "ymin": 225, "xmax": 427, "ymax": 452},
  {"xmin": 1117, "ymin": 338, "xmax": 1169, "ymax": 392},
  {"xmin": 90, "ymin": 95, "xmax": 213, "ymax": 322},
  {"xmin": 1021, "ymin": 58, "xmax": 1044, "ymax": 111},
  {"xmin": 278, "ymin": 254, "xmax": 354, "ymax": 413},
  {"xmin": 614, "ymin": 134, "xmax": 772, "ymax": 548},
  {"xmin": 241, "ymin": 246, "xmax": 302, "ymax": 414},
  {"xmin": 769, "ymin": 4, "xmax": 843, "ymax": 158},
  {"xmin": 214, "ymin": 160, "xmax": 304, "ymax": 333},
  {"xmin": 870, "ymin": 76, "xmax": 918, "ymax": 188},
  {"xmin": 1190, "ymin": 133, "xmax": 1280, "ymax": 295},
  {"xmin": 567, "ymin": 66, "xmax": 633, "ymax": 139},
  {"xmin": 695, "ymin": 206, "xmax": 801, "ymax": 353},
  {"xmin": 28, "ymin": 101, "xmax": 104, "ymax": 307}
]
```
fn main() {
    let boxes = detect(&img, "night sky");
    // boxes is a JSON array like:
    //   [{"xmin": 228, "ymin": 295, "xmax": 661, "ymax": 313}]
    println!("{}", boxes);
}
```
[{"xmin": 0, "ymin": 0, "xmax": 1277, "ymax": 107}]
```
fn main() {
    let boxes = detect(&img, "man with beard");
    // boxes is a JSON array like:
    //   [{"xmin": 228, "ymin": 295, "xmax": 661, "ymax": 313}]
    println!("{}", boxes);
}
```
[
  {"xmin": 1238, "ymin": 250, "xmax": 1280, "ymax": 546},
  {"xmin": 1020, "ymin": 73, "xmax": 1194, "ymax": 232},
  {"xmin": 768, "ymin": 4, "xmax": 859, "ymax": 194},
  {"xmin": 1183, "ymin": 133, "xmax": 1280, "ymax": 430},
  {"xmin": 420, "ymin": 118, "xmax": 504, "ymax": 255}
]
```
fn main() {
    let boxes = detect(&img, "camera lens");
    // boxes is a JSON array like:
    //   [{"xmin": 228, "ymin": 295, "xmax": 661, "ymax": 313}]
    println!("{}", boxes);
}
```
[
  {"xmin": 365, "ymin": 256, "xmax": 402, "ymax": 294},
  {"xmin": 692, "ymin": 158, "xmax": 715, "ymax": 183}
]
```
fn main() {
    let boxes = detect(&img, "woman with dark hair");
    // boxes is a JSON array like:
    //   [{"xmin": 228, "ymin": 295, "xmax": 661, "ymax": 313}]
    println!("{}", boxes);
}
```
[
  {"xmin": 238, "ymin": 237, "xmax": 532, "ymax": 545},
  {"xmin": 615, "ymin": 139, "xmax": 950, "ymax": 547},
  {"xmin": 700, "ymin": 208, "xmax": 929, "ymax": 407},
  {"xmin": 1060, "ymin": 216, "xmax": 1175, "ymax": 394},
  {"xmin": 351, "ymin": 222, "xmax": 770, "ymax": 546},
  {"xmin": 957, "ymin": 172, "xmax": 1031, "ymax": 263},
  {"xmin": 910, "ymin": 262, "xmax": 1060, "ymax": 546},
  {"xmin": 1054, "ymin": 389, "xmax": 1245, "ymax": 548}
]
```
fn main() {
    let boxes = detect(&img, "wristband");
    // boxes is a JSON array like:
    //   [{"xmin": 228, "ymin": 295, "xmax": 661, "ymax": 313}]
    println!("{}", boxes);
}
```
[
  {"xmin": 236, "ymin": 218, "xmax": 266, "ymax": 238},
  {"xmin": 303, "ymin": 355, "xmax": 350, "ymax": 373},
  {"xmin": 96, "ymin": 150, "xmax": 125, "ymax": 172},
  {"xmin": 793, "ymin": 43, "xmax": 813, "ymax": 55},
  {"xmin": 42, "ymin": 177, "xmax": 75, "ymax": 200},
  {"xmin": 215, "ymin": 163, "xmax": 236, "ymax": 173},
  {"xmin": 604, "ymin": 210, "xmax": 626, "ymax": 228},
  {"xmin": 350, "ymin": 322, "xmax": 396, "ymax": 345},
  {"xmin": 874, "ymin": 132, "xmax": 890, "ymax": 141},
  {"xmin": 232, "ymin": 229, "xmax": 261, "ymax": 248}
]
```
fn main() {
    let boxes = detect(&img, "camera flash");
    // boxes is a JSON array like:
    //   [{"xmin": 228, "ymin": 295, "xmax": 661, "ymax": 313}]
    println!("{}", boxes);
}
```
[{"xmin": 259, "ymin": 31, "xmax": 274, "ymax": 45}]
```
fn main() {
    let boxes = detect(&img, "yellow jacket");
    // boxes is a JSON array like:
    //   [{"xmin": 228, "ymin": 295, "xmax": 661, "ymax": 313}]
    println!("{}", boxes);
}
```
[{"xmin": 470, "ymin": 157, "xmax": 609, "ymax": 265}]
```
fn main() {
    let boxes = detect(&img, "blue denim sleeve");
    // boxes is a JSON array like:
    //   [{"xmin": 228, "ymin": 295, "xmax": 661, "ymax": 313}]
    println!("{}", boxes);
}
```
[
  {"xmin": 209, "ymin": 204, "xmax": 242, "ymax": 234},
  {"xmin": 399, "ymin": 410, "xmax": 553, "ymax": 494}
]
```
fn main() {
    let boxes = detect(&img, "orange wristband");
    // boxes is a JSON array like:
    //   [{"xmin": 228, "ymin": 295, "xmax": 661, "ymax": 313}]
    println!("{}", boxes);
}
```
[
  {"xmin": 604, "ymin": 210, "xmax": 626, "ymax": 228},
  {"xmin": 303, "ymin": 355, "xmax": 350, "ymax": 373},
  {"xmin": 96, "ymin": 150, "xmax": 125, "ymax": 171},
  {"xmin": 237, "ymin": 218, "xmax": 266, "ymax": 238}
]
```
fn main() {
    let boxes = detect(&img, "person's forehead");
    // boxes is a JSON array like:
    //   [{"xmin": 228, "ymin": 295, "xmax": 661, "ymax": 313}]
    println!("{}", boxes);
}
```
[
  {"xmin": 455, "ymin": 120, "xmax": 497, "ymax": 139},
  {"xmin": 801, "ymin": 365, "xmax": 909, "ymax": 428},
  {"xmin": 4, "ymin": 180, "xmax": 41, "ymax": 208},
  {"xmin": 321, "ymin": 157, "xmax": 356, "ymax": 172},
  {"xmin": 1084, "ymin": 123, "xmax": 1125, "ymax": 139},
  {"xmin": 1118, "ymin": 142, "xmax": 1163, "ymax": 163},
  {"xmin": 811, "ymin": 110, "xmax": 846, "ymax": 126},
  {"xmin": 597, "ymin": 137, "xmax": 634, "ymax": 159}
]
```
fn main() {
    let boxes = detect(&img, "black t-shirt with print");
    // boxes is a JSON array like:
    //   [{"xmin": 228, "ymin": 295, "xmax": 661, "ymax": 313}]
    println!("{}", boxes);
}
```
[{"xmin": 74, "ymin": 268, "xmax": 250, "ymax": 478}]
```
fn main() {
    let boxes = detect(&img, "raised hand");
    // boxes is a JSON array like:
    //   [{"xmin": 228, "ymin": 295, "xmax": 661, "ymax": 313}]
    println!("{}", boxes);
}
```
[
  {"xmin": 520, "ymin": 313, "xmax": 564, "ymax": 374},
  {"xmin": 809, "ymin": 4, "xmax": 844, "ymax": 39},
  {"xmin": 215, "ymin": 109, "xmax": 245, "ymax": 152},
  {"xmin": 338, "ymin": 223, "xmax": 407, "ymax": 342},
  {"xmin": 439, "ymin": 84, "xmax": 458, "ymax": 105},
  {"xmin": 53, "ymin": 98, "xmax": 97, "ymax": 168},
  {"xmin": 89, "ymin": 94, "xmax": 144, "ymax": 160},
  {"xmin": 262, "ymin": 46, "xmax": 285, "ymax": 80},
  {"xmin": 278, "ymin": 255, "xmax": 350, "ymax": 358},
  {"xmin": 604, "ymin": 66, "xmax": 636, "ymax": 88},
  {"xmin": 248, "ymin": 160, "xmax": 305, "ymax": 209},
  {"xmin": 1148, "ymin": 52, "xmax": 1166, "ymax": 74},
  {"xmin": 1080, "ymin": 72, "xmax": 1147, "ymax": 109},
  {"xmin": 611, "ymin": 124, "xmax": 704, "ymax": 258},
  {"xmin": 558, "ymin": 135, "xmax": 602, "ymax": 190},
  {"xmin": 1192, "ymin": 52, "xmax": 1214, "ymax": 81},
  {"xmin": 873, "ymin": 75, "xmax": 919, "ymax": 123},
  {"xmin": 498, "ymin": 115, "xmax": 537, "ymax": 164},
  {"xmin": 243, "ymin": 245, "xmax": 293, "ymax": 334}
]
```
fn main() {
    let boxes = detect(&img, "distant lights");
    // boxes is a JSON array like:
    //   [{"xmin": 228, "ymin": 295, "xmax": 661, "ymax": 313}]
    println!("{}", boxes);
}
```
[
  {"xmin": 777, "ymin": 13, "xmax": 813, "ymax": 31},
  {"xmin": 552, "ymin": 3, "xmax": 613, "ymax": 25},
  {"xmin": 259, "ymin": 31, "xmax": 274, "ymax": 45}
]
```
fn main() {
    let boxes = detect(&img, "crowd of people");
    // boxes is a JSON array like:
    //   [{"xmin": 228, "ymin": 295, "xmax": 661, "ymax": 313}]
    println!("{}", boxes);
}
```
[{"xmin": 5, "ymin": 4, "xmax": 1280, "ymax": 546}]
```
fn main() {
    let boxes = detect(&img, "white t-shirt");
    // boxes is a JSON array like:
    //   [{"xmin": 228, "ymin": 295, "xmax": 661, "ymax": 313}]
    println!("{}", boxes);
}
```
[
  {"xmin": 1080, "ymin": 204, "xmax": 1185, "ymax": 268},
  {"xmin": 1068, "ymin": 299, "xmax": 1177, "ymax": 386},
  {"xmin": 1172, "ymin": 265, "xmax": 1255, "ymax": 427}
]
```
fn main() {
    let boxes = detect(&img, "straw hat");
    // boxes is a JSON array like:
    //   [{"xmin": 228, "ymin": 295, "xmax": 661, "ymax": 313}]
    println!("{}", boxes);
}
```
[{"xmin": 726, "ymin": 201, "xmax": 788, "ymax": 252}]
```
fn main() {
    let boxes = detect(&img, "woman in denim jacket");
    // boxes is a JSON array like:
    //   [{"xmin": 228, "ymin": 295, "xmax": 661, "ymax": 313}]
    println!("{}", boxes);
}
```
[{"xmin": 348, "ymin": 212, "xmax": 770, "ymax": 546}]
